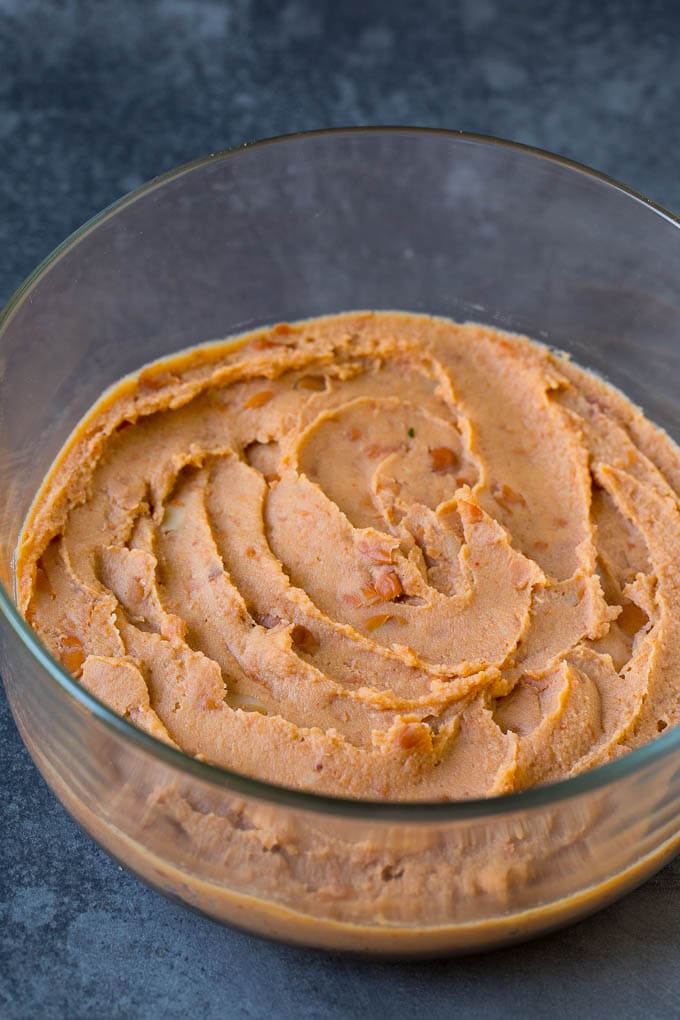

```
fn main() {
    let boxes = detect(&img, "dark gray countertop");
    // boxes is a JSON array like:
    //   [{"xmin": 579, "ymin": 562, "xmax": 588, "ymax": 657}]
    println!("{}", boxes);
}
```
[{"xmin": 2, "ymin": 2, "xmax": 680, "ymax": 1017}]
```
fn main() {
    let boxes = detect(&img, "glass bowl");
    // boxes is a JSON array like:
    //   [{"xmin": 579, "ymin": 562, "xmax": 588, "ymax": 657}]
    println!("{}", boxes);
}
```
[{"xmin": 3, "ymin": 128, "xmax": 680, "ymax": 958}]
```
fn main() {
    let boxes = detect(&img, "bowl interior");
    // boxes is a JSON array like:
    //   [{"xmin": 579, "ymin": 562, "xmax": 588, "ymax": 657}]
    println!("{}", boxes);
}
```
[{"xmin": 3, "ymin": 128, "xmax": 680, "ymax": 814}]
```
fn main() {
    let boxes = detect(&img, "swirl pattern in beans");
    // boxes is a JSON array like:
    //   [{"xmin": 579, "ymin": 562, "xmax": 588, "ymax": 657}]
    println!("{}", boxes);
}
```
[{"xmin": 17, "ymin": 312, "xmax": 680, "ymax": 799}]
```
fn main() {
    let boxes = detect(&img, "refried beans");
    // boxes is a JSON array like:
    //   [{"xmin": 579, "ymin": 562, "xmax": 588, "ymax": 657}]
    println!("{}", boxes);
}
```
[{"xmin": 16, "ymin": 311, "xmax": 680, "ymax": 800}]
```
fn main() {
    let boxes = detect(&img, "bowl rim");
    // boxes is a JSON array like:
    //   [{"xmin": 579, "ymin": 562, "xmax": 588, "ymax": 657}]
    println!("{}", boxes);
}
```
[{"xmin": 3, "ymin": 124, "xmax": 680, "ymax": 822}]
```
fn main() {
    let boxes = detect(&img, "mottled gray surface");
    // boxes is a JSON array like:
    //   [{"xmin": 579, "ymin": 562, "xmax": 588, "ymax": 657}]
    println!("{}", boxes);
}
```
[{"xmin": 3, "ymin": 1, "xmax": 680, "ymax": 1017}]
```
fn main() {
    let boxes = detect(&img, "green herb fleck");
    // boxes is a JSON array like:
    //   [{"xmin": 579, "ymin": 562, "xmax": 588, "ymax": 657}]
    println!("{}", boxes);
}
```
[{"xmin": 407, "ymin": 427, "xmax": 415, "ymax": 438}]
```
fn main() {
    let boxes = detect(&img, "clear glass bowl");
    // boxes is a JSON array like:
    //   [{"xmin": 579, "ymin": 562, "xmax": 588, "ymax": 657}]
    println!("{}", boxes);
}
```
[{"xmin": 3, "ymin": 129, "xmax": 680, "ymax": 957}]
